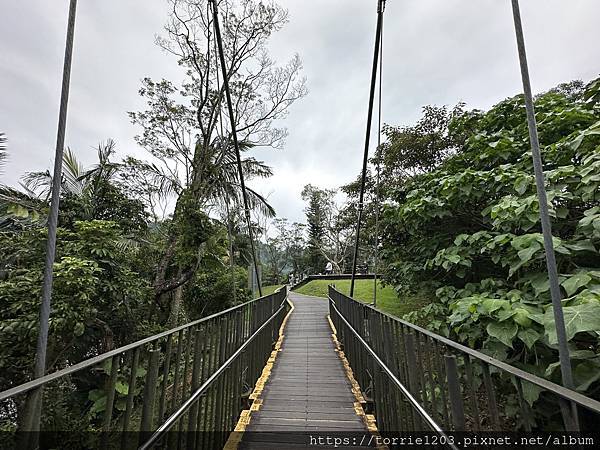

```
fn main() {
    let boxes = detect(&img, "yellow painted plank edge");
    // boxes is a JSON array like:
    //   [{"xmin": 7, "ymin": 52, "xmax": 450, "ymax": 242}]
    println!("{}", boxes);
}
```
[
  {"xmin": 327, "ymin": 314, "xmax": 387, "ymax": 450},
  {"xmin": 222, "ymin": 298, "xmax": 295, "ymax": 450}
]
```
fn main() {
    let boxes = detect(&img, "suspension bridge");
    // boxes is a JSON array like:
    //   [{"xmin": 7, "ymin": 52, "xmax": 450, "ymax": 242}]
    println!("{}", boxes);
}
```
[
  {"xmin": 2, "ymin": 0, "xmax": 600, "ymax": 448},
  {"xmin": 2, "ymin": 281, "xmax": 600, "ymax": 449}
]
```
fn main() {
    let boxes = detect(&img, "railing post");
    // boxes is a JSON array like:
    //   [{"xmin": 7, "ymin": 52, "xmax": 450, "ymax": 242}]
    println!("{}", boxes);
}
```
[
  {"xmin": 157, "ymin": 334, "xmax": 173, "ymax": 423},
  {"xmin": 140, "ymin": 347, "xmax": 160, "ymax": 444},
  {"xmin": 481, "ymin": 363, "xmax": 501, "ymax": 430},
  {"xmin": 559, "ymin": 398, "xmax": 579, "ymax": 431},
  {"xmin": 444, "ymin": 354, "xmax": 466, "ymax": 430},
  {"xmin": 404, "ymin": 333, "xmax": 419, "ymax": 396},
  {"xmin": 101, "ymin": 355, "xmax": 120, "ymax": 448},
  {"xmin": 187, "ymin": 328, "xmax": 204, "ymax": 449},
  {"xmin": 121, "ymin": 348, "xmax": 140, "ymax": 450}
]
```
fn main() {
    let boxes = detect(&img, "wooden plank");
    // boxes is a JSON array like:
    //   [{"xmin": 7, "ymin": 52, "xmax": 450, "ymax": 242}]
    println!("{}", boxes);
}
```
[{"xmin": 242, "ymin": 293, "xmax": 369, "ymax": 447}]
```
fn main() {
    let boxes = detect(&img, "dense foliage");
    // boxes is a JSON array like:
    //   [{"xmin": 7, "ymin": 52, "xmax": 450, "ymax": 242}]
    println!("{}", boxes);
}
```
[
  {"xmin": 0, "ymin": 0, "xmax": 307, "ymax": 433},
  {"xmin": 2, "ymin": 0, "xmax": 598, "ymax": 432},
  {"xmin": 380, "ymin": 78, "xmax": 600, "ymax": 399}
]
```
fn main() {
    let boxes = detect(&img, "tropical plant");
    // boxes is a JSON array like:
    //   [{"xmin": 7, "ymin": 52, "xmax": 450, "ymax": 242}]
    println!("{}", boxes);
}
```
[
  {"xmin": 381, "ymin": 78, "xmax": 600, "ymax": 402},
  {"xmin": 0, "ymin": 134, "xmax": 47, "ymax": 229},
  {"xmin": 129, "ymin": 0, "xmax": 305, "ymax": 321}
]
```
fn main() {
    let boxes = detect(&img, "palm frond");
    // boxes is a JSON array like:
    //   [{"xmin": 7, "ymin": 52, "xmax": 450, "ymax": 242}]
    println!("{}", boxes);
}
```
[
  {"xmin": 115, "ymin": 236, "xmax": 141, "ymax": 253},
  {"xmin": 62, "ymin": 147, "xmax": 85, "ymax": 195},
  {"xmin": 98, "ymin": 139, "xmax": 117, "ymax": 165},
  {"xmin": 22, "ymin": 170, "xmax": 52, "ymax": 199},
  {"xmin": 80, "ymin": 139, "xmax": 121, "ymax": 185},
  {"xmin": 127, "ymin": 159, "xmax": 182, "ymax": 198},
  {"xmin": 22, "ymin": 147, "xmax": 85, "ymax": 198},
  {"xmin": 0, "ymin": 184, "xmax": 47, "ymax": 229},
  {"xmin": 239, "ymin": 157, "xmax": 273, "ymax": 179},
  {"xmin": 245, "ymin": 186, "xmax": 276, "ymax": 217}
]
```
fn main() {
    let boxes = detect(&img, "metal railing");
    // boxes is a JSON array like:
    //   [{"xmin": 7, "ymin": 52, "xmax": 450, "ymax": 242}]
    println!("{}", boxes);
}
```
[
  {"xmin": 0, "ymin": 287, "xmax": 289, "ymax": 449},
  {"xmin": 139, "ymin": 294, "xmax": 289, "ymax": 450},
  {"xmin": 328, "ymin": 286, "xmax": 600, "ymax": 434}
]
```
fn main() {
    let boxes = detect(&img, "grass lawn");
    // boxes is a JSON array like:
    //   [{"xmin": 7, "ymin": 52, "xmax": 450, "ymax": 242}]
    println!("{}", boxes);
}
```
[
  {"xmin": 294, "ymin": 279, "xmax": 429, "ymax": 318},
  {"xmin": 254, "ymin": 284, "xmax": 284, "ymax": 298}
]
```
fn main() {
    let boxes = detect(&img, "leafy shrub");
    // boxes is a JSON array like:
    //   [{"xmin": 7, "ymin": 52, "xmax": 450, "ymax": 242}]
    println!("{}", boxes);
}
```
[{"xmin": 383, "ymin": 78, "xmax": 600, "ymax": 400}]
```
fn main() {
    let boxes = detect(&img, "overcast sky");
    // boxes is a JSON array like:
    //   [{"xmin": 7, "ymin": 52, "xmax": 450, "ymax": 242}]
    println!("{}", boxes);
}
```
[{"xmin": 1, "ymin": 0, "xmax": 599, "ymax": 223}]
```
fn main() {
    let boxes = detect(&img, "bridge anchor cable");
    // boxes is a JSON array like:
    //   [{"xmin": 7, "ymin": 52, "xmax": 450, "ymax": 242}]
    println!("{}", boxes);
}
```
[
  {"xmin": 350, "ymin": 0, "xmax": 386, "ymax": 297},
  {"xmin": 210, "ymin": 0, "xmax": 263, "ymax": 297}
]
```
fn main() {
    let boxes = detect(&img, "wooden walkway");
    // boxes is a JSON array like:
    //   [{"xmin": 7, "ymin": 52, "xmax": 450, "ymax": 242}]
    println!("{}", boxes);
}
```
[{"xmin": 240, "ymin": 292, "xmax": 370, "ymax": 449}]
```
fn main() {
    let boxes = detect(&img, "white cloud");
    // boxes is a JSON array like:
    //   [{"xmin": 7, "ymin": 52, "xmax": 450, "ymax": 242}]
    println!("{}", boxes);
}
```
[{"xmin": 2, "ymin": 0, "xmax": 599, "ymax": 224}]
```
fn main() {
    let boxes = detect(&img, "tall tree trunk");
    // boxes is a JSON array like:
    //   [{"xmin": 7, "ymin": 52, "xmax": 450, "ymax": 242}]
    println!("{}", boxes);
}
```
[
  {"xmin": 168, "ymin": 267, "xmax": 184, "ymax": 327},
  {"xmin": 153, "ymin": 156, "xmax": 209, "ymax": 310}
]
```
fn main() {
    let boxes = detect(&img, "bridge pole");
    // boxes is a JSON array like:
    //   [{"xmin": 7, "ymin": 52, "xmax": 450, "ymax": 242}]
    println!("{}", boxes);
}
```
[
  {"xmin": 22, "ymin": 0, "xmax": 78, "ymax": 444},
  {"xmin": 210, "ymin": 0, "xmax": 262, "ymax": 297},
  {"xmin": 350, "ymin": 0, "xmax": 385, "ymax": 297},
  {"xmin": 510, "ymin": 0, "xmax": 577, "ymax": 426}
]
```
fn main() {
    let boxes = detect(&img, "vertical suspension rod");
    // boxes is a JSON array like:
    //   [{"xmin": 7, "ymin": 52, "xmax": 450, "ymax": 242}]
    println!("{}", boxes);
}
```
[
  {"xmin": 373, "ymin": 8, "xmax": 384, "ymax": 308},
  {"xmin": 210, "ymin": 0, "xmax": 262, "ymax": 296},
  {"xmin": 212, "ymin": 9, "xmax": 237, "ymax": 303},
  {"xmin": 25, "ymin": 0, "xmax": 78, "ymax": 441},
  {"xmin": 510, "ymin": 0, "xmax": 577, "ymax": 423},
  {"xmin": 350, "ymin": 0, "xmax": 385, "ymax": 297}
]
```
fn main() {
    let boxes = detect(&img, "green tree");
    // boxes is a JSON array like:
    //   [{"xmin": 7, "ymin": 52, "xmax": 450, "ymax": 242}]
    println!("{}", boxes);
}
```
[
  {"xmin": 381, "ymin": 77, "xmax": 600, "ymax": 401},
  {"xmin": 301, "ymin": 185, "xmax": 333, "ymax": 273},
  {"xmin": 0, "ymin": 221, "xmax": 152, "ymax": 388},
  {"xmin": 261, "ymin": 218, "xmax": 306, "ymax": 283},
  {"xmin": 379, "ymin": 103, "xmax": 468, "ymax": 179},
  {"xmin": 129, "ymin": 0, "xmax": 306, "ymax": 321}
]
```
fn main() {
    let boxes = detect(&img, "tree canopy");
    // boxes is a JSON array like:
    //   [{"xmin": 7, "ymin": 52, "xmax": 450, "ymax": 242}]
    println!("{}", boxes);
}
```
[{"xmin": 379, "ymin": 78, "xmax": 600, "ymax": 397}]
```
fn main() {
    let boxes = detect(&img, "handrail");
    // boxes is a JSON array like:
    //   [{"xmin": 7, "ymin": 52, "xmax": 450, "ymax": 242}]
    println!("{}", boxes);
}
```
[
  {"xmin": 1, "ymin": 288, "xmax": 288, "ymax": 450},
  {"xmin": 0, "ymin": 291, "xmax": 279, "ymax": 401},
  {"xmin": 329, "ymin": 285, "xmax": 600, "ymax": 432},
  {"xmin": 329, "ymin": 299, "xmax": 458, "ymax": 450},
  {"xmin": 330, "ymin": 286, "xmax": 600, "ymax": 413},
  {"xmin": 139, "ymin": 297, "xmax": 289, "ymax": 450}
]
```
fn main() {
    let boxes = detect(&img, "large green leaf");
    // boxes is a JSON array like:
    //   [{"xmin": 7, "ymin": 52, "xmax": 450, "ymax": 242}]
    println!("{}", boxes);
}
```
[
  {"xmin": 573, "ymin": 359, "xmax": 600, "ymax": 391},
  {"xmin": 543, "ymin": 302, "xmax": 600, "ymax": 344},
  {"xmin": 544, "ymin": 361, "xmax": 561, "ymax": 378},
  {"xmin": 481, "ymin": 298, "xmax": 509, "ymax": 314},
  {"xmin": 565, "ymin": 240, "xmax": 596, "ymax": 254},
  {"xmin": 89, "ymin": 395, "xmax": 107, "ymax": 414},
  {"xmin": 521, "ymin": 380, "xmax": 544, "ymax": 406},
  {"xmin": 513, "ymin": 176, "xmax": 531, "ymax": 195},
  {"xmin": 497, "ymin": 309, "xmax": 517, "ymax": 321},
  {"xmin": 529, "ymin": 273, "xmax": 550, "ymax": 295},
  {"xmin": 115, "ymin": 381, "xmax": 129, "ymax": 395},
  {"xmin": 513, "ymin": 308, "xmax": 532, "ymax": 327},
  {"xmin": 517, "ymin": 243, "xmax": 541, "ymax": 262},
  {"xmin": 518, "ymin": 328, "xmax": 540, "ymax": 349},
  {"xmin": 487, "ymin": 321, "xmax": 518, "ymax": 347},
  {"xmin": 561, "ymin": 272, "xmax": 592, "ymax": 297}
]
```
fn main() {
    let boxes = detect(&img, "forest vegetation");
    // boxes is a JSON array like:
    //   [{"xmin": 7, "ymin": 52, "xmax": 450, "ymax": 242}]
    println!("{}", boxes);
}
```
[
  {"xmin": 285, "ymin": 77, "xmax": 600, "ymax": 402},
  {"xmin": 0, "ymin": 0, "xmax": 599, "ymax": 429}
]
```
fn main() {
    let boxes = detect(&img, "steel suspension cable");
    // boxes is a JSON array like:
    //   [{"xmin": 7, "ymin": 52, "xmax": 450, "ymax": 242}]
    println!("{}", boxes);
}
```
[
  {"xmin": 373, "ymin": 9, "xmax": 383, "ymax": 308},
  {"xmin": 350, "ymin": 0, "xmax": 386, "ymax": 297},
  {"xmin": 510, "ymin": 0, "xmax": 577, "ymax": 427},
  {"xmin": 209, "ymin": 0, "xmax": 262, "ymax": 297},
  {"xmin": 211, "ymin": 9, "xmax": 237, "ymax": 303},
  {"xmin": 25, "ymin": 0, "xmax": 78, "ymax": 441}
]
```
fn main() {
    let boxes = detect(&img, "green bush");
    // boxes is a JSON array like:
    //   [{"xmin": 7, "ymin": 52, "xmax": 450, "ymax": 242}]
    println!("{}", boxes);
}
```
[{"xmin": 382, "ymin": 78, "xmax": 600, "ymax": 398}]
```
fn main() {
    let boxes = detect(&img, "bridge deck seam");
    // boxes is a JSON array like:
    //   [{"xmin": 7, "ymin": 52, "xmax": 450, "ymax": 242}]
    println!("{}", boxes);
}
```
[
  {"xmin": 223, "ymin": 296, "xmax": 295, "ymax": 450},
  {"xmin": 238, "ymin": 293, "xmax": 374, "ymax": 449}
]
